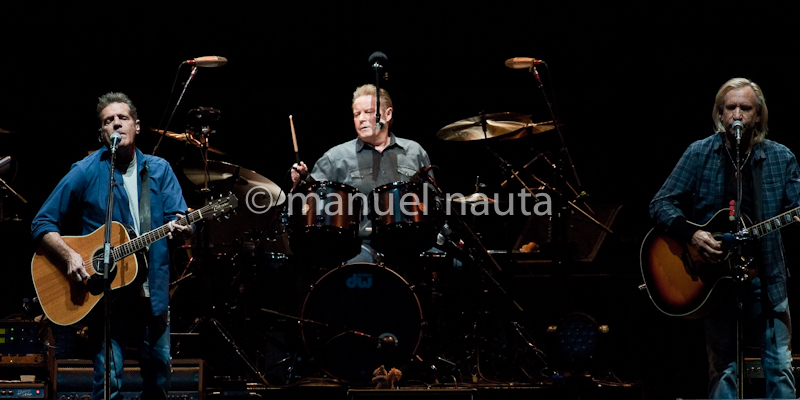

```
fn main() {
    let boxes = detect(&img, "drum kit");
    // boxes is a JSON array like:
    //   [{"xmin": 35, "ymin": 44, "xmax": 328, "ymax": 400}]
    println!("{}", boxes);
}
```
[{"xmin": 162, "ymin": 60, "xmax": 613, "ymax": 387}]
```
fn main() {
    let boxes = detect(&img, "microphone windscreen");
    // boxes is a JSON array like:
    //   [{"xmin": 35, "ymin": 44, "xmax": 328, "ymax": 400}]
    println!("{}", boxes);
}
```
[
  {"xmin": 368, "ymin": 51, "xmax": 388, "ymax": 66},
  {"xmin": 721, "ymin": 233, "xmax": 737, "ymax": 245}
]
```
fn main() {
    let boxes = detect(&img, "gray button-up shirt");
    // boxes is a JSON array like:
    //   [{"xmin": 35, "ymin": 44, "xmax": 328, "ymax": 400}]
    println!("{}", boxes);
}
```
[
  {"xmin": 310, "ymin": 133, "xmax": 431, "ymax": 195},
  {"xmin": 309, "ymin": 133, "xmax": 431, "ymax": 238}
]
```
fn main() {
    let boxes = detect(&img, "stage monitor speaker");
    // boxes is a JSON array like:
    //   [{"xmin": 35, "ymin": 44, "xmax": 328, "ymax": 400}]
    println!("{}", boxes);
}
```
[{"xmin": 56, "ymin": 358, "xmax": 204, "ymax": 399}]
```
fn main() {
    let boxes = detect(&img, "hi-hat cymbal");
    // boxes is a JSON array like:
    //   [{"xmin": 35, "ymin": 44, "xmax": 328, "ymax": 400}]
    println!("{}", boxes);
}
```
[
  {"xmin": 437, "ymin": 112, "xmax": 534, "ymax": 142},
  {"xmin": 149, "ymin": 128, "xmax": 226, "ymax": 155}
]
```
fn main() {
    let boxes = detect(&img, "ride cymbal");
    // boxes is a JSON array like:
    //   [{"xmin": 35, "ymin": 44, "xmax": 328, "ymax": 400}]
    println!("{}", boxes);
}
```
[{"xmin": 436, "ymin": 112, "xmax": 531, "ymax": 142}]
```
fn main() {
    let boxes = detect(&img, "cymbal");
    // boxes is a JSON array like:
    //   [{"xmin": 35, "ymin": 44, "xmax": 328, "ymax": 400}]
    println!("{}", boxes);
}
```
[
  {"xmin": 451, "ymin": 192, "xmax": 497, "ymax": 203},
  {"xmin": 437, "ymin": 112, "xmax": 536, "ymax": 142},
  {"xmin": 182, "ymin": 160, "xmax": 287, "ymax": 247},
  {"xmin": 183, "ymin": 160, "xmax": 286, "ymax": 208},
  {"xmin": 149, "ymin": 128, "xmax": 226, "ymax": 155},
  {"xmin": 499, "ymin": 120, "xmax": 557, "ymax": 141}
]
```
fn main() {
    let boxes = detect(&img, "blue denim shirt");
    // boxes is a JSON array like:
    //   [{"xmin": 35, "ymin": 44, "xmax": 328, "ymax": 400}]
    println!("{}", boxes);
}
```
[
  {"xmin": 650, "ymin": 132, "xmax": 800, "ymax": 306},
  {"xmin": 31, "ymin": 146, "xmax": 188, "ymax": 316}
]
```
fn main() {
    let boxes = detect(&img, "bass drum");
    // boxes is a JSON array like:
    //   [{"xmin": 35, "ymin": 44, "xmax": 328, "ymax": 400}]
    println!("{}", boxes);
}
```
[
  {"xmin": 287, "ymin": 180, "xmax": 362, "ymax": 263},
  {"xmin": 300, "ymin": 263, "xmax": 423, "ymax": 384}
]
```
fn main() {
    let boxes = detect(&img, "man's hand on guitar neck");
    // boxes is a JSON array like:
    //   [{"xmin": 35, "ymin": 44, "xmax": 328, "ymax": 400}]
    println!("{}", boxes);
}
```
[{"xmin": 691, "ymin": 230, "xmax": 724, "ymax": 263}]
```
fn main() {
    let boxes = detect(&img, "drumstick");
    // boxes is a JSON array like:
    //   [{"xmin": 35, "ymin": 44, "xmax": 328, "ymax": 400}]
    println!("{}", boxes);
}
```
[{"xmin": 289, "ymin": 115, "xmax": 300, "ymax": 164}]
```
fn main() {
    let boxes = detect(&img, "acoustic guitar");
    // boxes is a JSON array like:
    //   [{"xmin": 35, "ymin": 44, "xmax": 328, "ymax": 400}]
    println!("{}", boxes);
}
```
[
  {"xmin": 640, "ymin": 206, "xmax": 798, "ymax": 318},
  {"xmin": 31, "ymin": 194, "xmax": 237, "ymax": 326}
]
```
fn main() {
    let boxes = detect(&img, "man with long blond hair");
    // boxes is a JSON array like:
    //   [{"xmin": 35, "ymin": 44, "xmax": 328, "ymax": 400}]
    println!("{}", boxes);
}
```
[{"xmin": 650, "ymin": 77, "xmax": 798, "ymax": 398}]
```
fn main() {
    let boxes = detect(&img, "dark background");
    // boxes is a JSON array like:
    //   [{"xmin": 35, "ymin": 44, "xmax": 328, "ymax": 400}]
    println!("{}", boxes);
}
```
[{"xmin": 2, "ymin": 1, "xmax": 799, "ymax": 398}]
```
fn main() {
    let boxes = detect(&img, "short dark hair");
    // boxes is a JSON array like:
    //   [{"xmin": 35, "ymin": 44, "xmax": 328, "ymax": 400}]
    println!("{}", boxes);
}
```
[{"xmin": 96, "ymin": 92, "xmax": 138, "ymax": 125}]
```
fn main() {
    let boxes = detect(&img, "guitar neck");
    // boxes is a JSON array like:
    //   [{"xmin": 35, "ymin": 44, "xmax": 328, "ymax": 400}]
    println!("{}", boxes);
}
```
[
  {"xmin": 748, "ymin": 206, "xmax": 800, "ymax": 239},
  {"xmin": 111, "ymin": 208, "xmax": 204, "ymax": 261}
]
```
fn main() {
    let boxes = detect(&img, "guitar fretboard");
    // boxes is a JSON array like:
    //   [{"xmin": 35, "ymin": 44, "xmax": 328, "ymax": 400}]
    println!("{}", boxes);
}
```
[
  {"xmin": 109, "ymin": 196, "xmax": 234, "ymax": 261},
  {"xmin": 748, "ymin": 206, "xmax": 800, "ymax": 238}
]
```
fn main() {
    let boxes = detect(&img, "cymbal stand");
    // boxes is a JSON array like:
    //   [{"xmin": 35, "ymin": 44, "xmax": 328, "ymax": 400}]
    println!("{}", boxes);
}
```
[
  {"xmin": 488, "ymin": 147, "xmax": 611, "ymax": 235},
  {"xmin": 181, "ymin": 316, "xmax": 271, "ymax": 386}
]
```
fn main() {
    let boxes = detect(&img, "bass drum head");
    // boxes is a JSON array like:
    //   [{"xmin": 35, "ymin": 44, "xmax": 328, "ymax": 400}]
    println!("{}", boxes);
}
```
[{"xmin": 300, "ymin": 263, "xmax": 423, "ymax": 384}]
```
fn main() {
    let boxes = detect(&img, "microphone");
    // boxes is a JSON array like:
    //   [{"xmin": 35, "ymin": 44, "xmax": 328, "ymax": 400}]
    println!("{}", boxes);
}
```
[
  {"xmin": 409, "ymin": 165, "xmax": 434, "ymax": 183},
  {"xmin": 722, "ymin": 232, "xmax": 751, "ymax": 245},
  {"xmin": 110, "ymin": 132, "xmax": 122, "ymax": 151},
  {"xmin": 183, "ymin": 56, "xmax": 228, "ymax": 67},
  {"xmin": 505, "ymin": 57, "xmax": 545, "ymax": 69},
  {"xmin": 732, "ymin": 120, "xmax": 744, "ymax": 142},
  {"xmin": 376, "ymin": 119, "xmax": 386, "ymax": 130},
  {"xmin": 369, "ymin": 51, "xmax": 388, "ymax": 68}
]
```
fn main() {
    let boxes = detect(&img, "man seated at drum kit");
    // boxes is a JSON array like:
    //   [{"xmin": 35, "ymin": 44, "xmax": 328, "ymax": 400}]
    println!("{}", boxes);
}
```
[{"xmin": 289, "ymin": 84, "xmax": 441, "ymax": 264}]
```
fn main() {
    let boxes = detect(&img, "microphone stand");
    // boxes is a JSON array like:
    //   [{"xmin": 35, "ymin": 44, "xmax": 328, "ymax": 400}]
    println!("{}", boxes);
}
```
[
  {"xmin": 371, "ymin": 59, "xmax": 384, "ymax": 127},
  {"xmin": 527, "ymin": 63, "xmax": 581, "ymax": 189},
  {"xmin": 102, "ymin": 143, "xmax": 118, "ymax": 400},
  {"xmin": 732, "ymin": 132, "xmax": 745, "ymax": 400},
  {"xmin": 153, "ymin": 65, "xmax": 198, "ymax": 156}
]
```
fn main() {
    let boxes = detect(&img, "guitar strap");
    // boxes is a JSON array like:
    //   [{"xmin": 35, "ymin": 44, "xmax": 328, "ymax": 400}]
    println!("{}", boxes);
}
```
[
  {"xmin": 751, "ymin": 156, "xmax": 763, "ymax": 224},
  {"xmin": 139, "ymin": 160, "xmax": 151, "ymax": 247}
]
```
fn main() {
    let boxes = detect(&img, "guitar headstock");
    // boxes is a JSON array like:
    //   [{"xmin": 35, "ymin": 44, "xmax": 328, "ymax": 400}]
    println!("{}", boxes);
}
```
[{"xmin": 203, "ymin": 193, "xmax": 238, "ymax": 221}]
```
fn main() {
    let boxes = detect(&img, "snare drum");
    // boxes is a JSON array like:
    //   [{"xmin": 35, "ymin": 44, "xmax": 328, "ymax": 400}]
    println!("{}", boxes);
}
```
[
  {"xmin": 301, "ymin": 263, "xmax": 423, "ymax": 384},
  {"xmin": 369, "ymin": 181, "xmax": 443, "ymax": 256},
  {"xmin": 287, "ymin": 181, "xmax": 363, "ymax": 262}
]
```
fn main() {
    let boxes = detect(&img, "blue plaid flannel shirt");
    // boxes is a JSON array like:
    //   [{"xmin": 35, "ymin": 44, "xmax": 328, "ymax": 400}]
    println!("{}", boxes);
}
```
[{"xmin": 650, "ymin": 132, "xmax": 800, "ymax": 306}]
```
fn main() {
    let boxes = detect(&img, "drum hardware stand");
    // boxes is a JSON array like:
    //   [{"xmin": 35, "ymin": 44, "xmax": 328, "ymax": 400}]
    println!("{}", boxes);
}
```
[
  {"xmin": 179, "ymin": 316, "xmax": 272, "ymax": 386},
  {"xmin": 0, "ymin": 157, "xmax": 27, "ymax": 222},
  {"xmin": 422, "ymin": 169, "xmax": 525, "ymax": 315}
]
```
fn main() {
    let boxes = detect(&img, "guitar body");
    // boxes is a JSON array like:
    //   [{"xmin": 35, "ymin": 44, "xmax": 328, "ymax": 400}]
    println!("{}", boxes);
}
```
[
  {"xmin": 640, "ymin": 209, "xmax": 754, "ymax": 319},
  {"xmin": 31, "ymin": 222, "xmax": 143, "ymax": 326}
]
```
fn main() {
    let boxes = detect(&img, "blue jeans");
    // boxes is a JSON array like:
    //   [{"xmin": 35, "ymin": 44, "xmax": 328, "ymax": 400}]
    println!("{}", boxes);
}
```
[
  {"xmin": 89, "ymin": 296, "xmax": 171, "ymax": 400},
  {"xmin": 705, "ymin": 277, "xmax": 795, "ymax": 399}
]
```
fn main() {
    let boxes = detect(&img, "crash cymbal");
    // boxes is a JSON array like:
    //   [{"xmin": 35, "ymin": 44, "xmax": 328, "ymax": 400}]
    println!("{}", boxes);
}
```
[
  {"xmin": 183, "ymin": 160, "xmax": 286, "ymax": 207},
  {"xmin": 149, "ymin": 128, "xmax": 226, "ymax": 155},
  {"xmin": 436, "ymin": 112, "xmax": 535, "ymax": 142},
  {"xmin": 499, "ymin": 120, "xmax": 557, "ymax": 141},
  {"xmin": 182, "ymin": 160, "xmax": 287, "ymax": 247}
]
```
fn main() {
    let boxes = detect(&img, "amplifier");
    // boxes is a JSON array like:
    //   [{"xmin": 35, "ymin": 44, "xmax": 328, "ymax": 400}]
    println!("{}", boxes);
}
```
[
  {"xmin": 56, "ymin": 358, "xmax": 204, "ymax": 399},
  {"xmin": 0, "ymin": 382, "xmax": 46, "ymax": 399},
  {"xmin": 348, "ymin": 388, "xmax": 477, "ymax": 399},
  {"xmin": 745, "ymin": 356, "xmax": 800, "ymax": 379},
  {"xmin": 54, "ymin": 391, "xmax": 199, "ymax": 400},
  {"xmin": 0, "ymin": 320, "xmax": 42, "ymax": 361}
]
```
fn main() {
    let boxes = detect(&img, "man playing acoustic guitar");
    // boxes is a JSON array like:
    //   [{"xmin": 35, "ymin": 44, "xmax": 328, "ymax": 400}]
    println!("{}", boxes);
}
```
[
  {"xmin": 31, "ymin": 92, "xmax": 194, "ymax": 400},
  {"xmin": 649, "ymin": 77, "xmax": 800, "ymax": 399}
]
